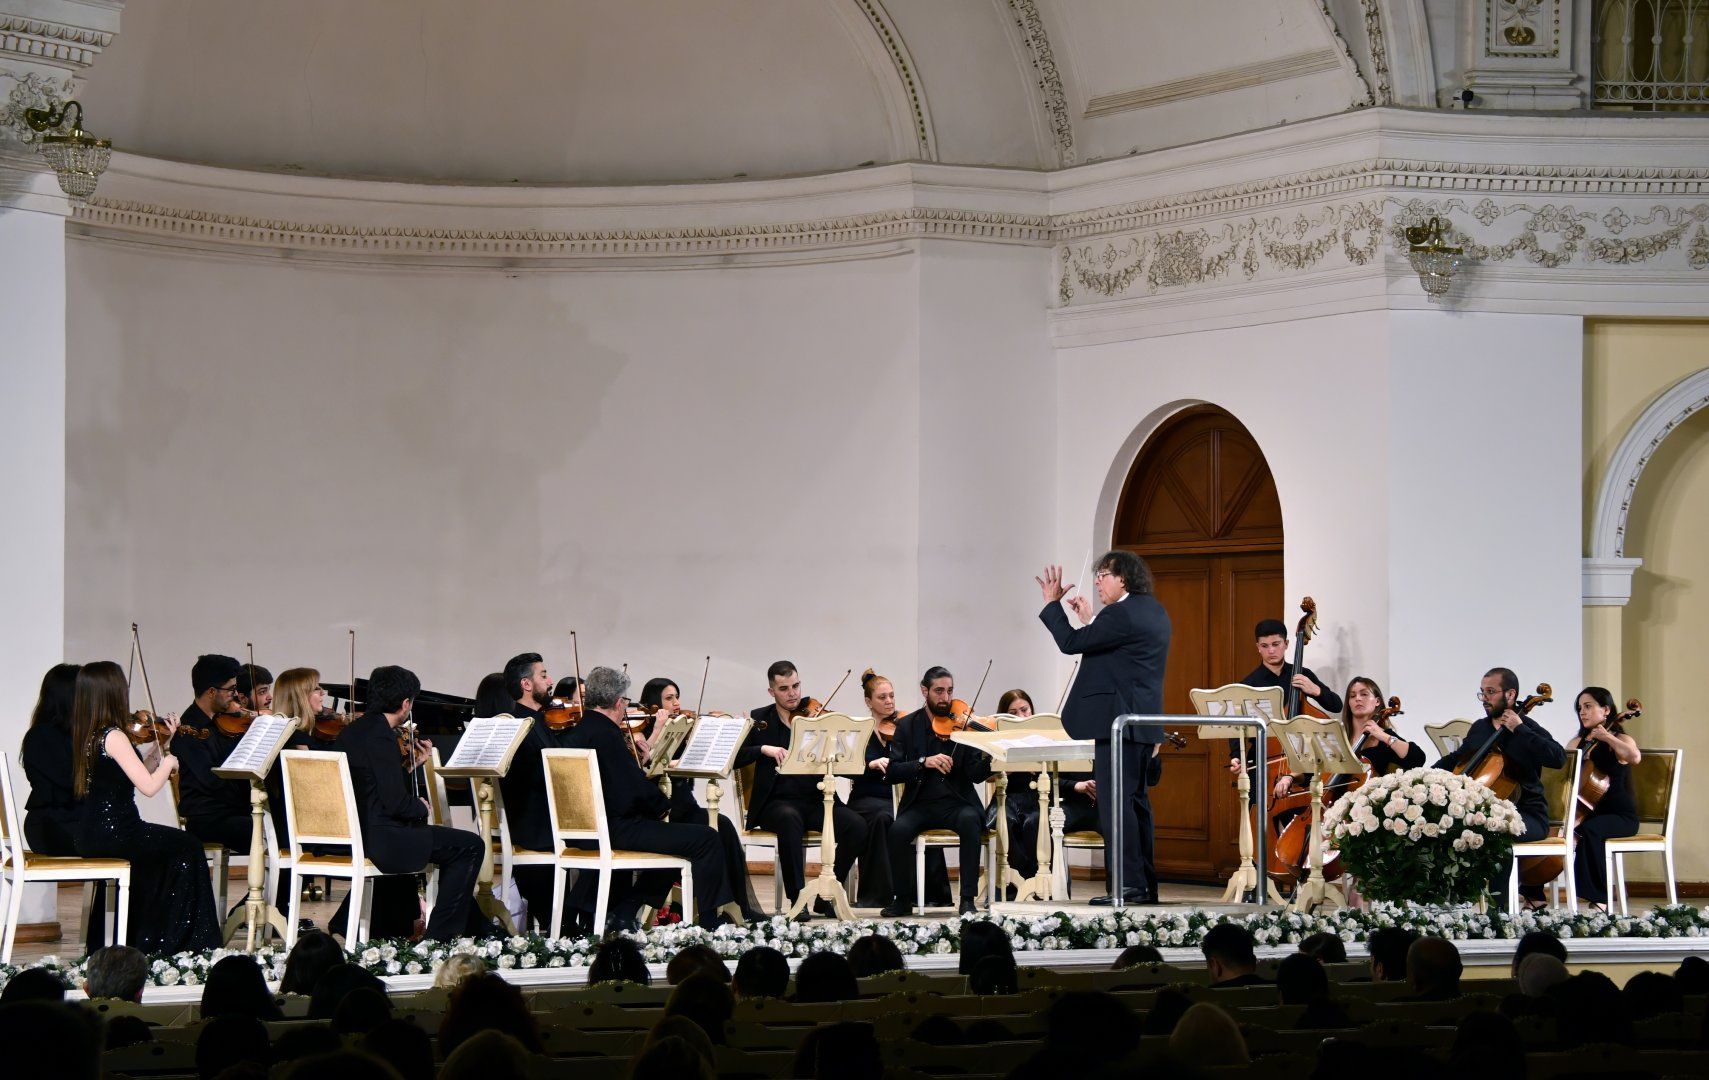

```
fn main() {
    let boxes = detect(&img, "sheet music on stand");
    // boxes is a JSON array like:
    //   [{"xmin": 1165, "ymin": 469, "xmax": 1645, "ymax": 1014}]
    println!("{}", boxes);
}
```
[
  {"xmin": 212, "ymin": 715, "xmax": 299, "ymax": 780},
  {"xmin": 672, "ymin": 716, "xmax": 753, "ymax": 778},
  {"xmin": 438, "ymin": 716, "xmax": 533, "ymax": 778},
  {"xmin": 644, "ymin": 714, "xmax": 698, "ymax": 779}
]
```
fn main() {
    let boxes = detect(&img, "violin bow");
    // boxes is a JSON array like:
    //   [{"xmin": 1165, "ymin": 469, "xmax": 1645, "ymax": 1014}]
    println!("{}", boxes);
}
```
[
  {"xmin": 347, "ymin": 629, "xmax": 357, "ymax": 721},
  {"xmin": 131, "ymin": 622, "xmax": 165, "ymax": 753},
  {"xmin": 694, "ymin": 655, "xmax": 711, "ymax": 716},
  {"xmin": 1056, "ymin": 659, "xmax": 1079, "ymax": 713},
  {"xmin": 814, "ymin": 668, "xmax": 853, "ymax": 716},
  {"xmin": 967, "ymin": 658, "xmax": 993, "ymax": 714}
]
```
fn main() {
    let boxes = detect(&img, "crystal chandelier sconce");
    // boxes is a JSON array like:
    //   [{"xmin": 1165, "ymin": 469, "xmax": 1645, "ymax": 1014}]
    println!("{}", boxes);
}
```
[
  {"xmin": 1405, "ymin": 217, "xmax": 1466, "ymax": 305},
  {"xmin": 22, "ymin": 100, "xmax": 112, "ymax": 202}
]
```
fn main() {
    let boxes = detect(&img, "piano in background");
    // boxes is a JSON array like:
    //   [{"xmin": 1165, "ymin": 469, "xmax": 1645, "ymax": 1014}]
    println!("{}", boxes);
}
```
[{"xmin": 322, "ymin": 679, "xmax": 476, "ymax": 807}]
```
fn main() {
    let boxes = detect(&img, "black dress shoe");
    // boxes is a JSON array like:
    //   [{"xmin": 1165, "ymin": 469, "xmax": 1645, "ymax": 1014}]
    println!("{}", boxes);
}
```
[
  {"xmin": 958, "ymin": 899, "xmax": 978, "ymax": 916},
  {"xmin": 1088, "ymin": 889, "xmax": 1144, "ymax": 907},
  {"xmin": 879, "ymin": 903, "xmax": 910, "ymax": 919},
  {"xmin": 813, "ymin": 898, "xmax": 837, "ymax": 918}
]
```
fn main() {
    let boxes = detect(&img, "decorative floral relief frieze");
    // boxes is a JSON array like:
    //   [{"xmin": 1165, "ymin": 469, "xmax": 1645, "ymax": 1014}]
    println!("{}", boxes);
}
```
[
  {"xmin": 0, "ymin": 71, "xmax": 70, "ymax": 148},
  {"xmin": 1387, "ymin": 198, "xmax": 1709, "ymax": 270}
]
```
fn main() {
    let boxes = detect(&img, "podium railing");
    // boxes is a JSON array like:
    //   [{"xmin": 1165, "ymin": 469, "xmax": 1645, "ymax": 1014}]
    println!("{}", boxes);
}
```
[{"xmin": 1110, "ymin": 712, "xmax": 1273, "ymax": 910}]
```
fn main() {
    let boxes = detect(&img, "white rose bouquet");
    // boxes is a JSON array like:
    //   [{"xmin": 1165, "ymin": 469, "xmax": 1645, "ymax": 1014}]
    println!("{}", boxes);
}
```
[{"xmin": 1323, "ymin": 767, "xmax": 1525, "ymax": 904}]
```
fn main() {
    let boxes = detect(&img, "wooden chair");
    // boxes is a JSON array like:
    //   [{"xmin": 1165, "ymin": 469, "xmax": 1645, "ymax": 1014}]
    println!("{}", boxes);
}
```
[
  {"xmin": 279, "ymin": 749, "xmax": 437, "ymax": 952},
  {"xmin": 1605, "ymin": 747, "xmax": 1682, "ymax": 913},
  {"xmin": 1507, "ymin": 752, "xmax": 1583, "ymax": 912},
  {"xmin": 1423, "ymin": 719, "xmax": 1475, "ymax": 762},
  {"xmin": 892, "ymin": 782, "xmax": 998, "ymax": 914},
  {"xmin": 541, "ymin": 748, "xmax": 695, "ymax": 934},
  {"xmin": 165, "ymin": 769, "xmax": 231, "ymax": 908},
  {"xmin": 733, "ymin": 762, "xmax": 818, "ymax": 915},
  {"xmin": 0, "ymin": 752, "xmax": 131, "ymax": 962}
]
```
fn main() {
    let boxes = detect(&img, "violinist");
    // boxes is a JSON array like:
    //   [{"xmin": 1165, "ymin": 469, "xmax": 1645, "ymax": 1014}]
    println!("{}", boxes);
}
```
[
  {"xmin": 848, "ymin": 670, "xmax": 949, "ymax": 907},
  {"xmin": 636, "ymin": 676, "xmax": 762, "ymax": 922},
  {"xmin": 879, "ymin": 667, "xmax": 993, "ymax": 918},
  {"xmin": 329, "ymin": 665, "xmax": 491, "ymax": 941},
  {"xmin": 231, "ymin": 664, "xmax": 273, "ymax": 720},
  {"xmin": 175, "ymin": 654, "xmax": 260, "ymax": 864},
  {"xmin": 1566, "ymin": 687, "xmax": 1641, "ymax": 910},
  {"xmin": 553, "ymin": 676, "xmax": 582, "ymax": 707},
  {"xmin": 988, "ymin": 688, "xmax": 1099, "ymax": 890},
  {"xmin": 736, "ymin": 661, "xmax": 869, "ymax": 919},
  {"xmin": 1273, "ymin": 677, "xmax": 1422, "ymax": 802},
  {"xmin": 1231, "ymin": 619, "xmax": 1344, "ymax": 788},
  {"xmin": 473, "ymin": 672, "xmax": 512, "ymax": 720},
  {"xmin": 563, "ymin": 667, "xmax": 734, "ymax": 932},
  {"xmin": 1433, "ymin": 667, "xmax": 1565, "ymax": 907},
  {"xmin": 70, "ymin": 660, "xmax": 221, "ymax": 954},
  {"xmin": 1037, "ymin": 552, "xmax": 1170, "ymax": 906},
  {"xmin": 494, "ymin": 651, "xmax": 571, "ymax": 933}
]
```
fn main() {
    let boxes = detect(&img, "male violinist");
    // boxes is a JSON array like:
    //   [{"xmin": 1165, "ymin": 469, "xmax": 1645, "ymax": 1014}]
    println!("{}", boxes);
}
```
[
  {"xmin": 1234, "ymin": 619, "xmax": 1344, "ymax": 802},
  {"xmin": 1433, "ymin": 667, "xmax": 1564, "ymax": 907},
  {"xmin": 563, "ymin": 666, "xmax": 733, "ymax": 931},
  {"xmin": 175, "ymin": 655, "xmax": 254, "ymax": 850},
  {"xmin": 493, "ymin": 651, "xmax": 573, "ymax": 933},
  {"xmin": 736, "ymin": 661, "xmax": 868, "ymax": 918},
  {"xmin": 1037, "ymin": 551, "xmax": 1171, "ymax": 905},
  {"xmin": 879, "ymin": 668, "xmax": 994, "ymax": 917}
]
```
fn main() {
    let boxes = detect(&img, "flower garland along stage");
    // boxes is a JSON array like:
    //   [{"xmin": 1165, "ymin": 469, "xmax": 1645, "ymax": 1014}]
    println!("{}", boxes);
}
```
[{"xmin": 5, "ymin": 903, "xmax": 1709, "ymax": 992}]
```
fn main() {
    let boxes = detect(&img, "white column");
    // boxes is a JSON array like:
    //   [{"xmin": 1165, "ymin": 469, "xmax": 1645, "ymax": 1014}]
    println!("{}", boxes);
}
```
[{"xmin": 0, "ymin": 153, "xmax": 70, "ymax": 934}]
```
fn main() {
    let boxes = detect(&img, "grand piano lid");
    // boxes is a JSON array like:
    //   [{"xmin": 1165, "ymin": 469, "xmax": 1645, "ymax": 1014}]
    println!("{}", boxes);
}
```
[{"xmin": 322, "ymin": 679, "xmax": 474, "ymax": 733}]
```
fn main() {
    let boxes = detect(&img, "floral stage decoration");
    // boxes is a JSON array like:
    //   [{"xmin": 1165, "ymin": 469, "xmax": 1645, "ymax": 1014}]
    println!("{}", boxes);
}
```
[{"xmin": 4, "ymin": 901, "xmax": 1708, "ymax": 991}]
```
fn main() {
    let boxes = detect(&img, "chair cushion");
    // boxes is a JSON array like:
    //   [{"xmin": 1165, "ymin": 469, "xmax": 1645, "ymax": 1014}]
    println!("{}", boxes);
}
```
[
  {"xmin": 560, "ymin": 849, "xmax": 691, "ymax": 864},
  {"xmin": 14, "ymin": 853, "xmax": 130, "ymax": 871},
  {"xmin": 1064, "ymin": 831, "xmax": 1103, "ymax": 845},
  {"xmin": 1608, "ymin": 834, "xmax": 1668, "ymax": 845},
  {"xmin": 293, "ymin": 852, "xmax": 378, "ymax": 870}
]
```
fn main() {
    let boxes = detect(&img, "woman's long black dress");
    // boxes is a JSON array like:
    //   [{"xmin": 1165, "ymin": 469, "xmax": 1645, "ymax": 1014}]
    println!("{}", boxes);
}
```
[{"xmin": 75, "ymin": 731, "xmax": 221, "ymax": 955}]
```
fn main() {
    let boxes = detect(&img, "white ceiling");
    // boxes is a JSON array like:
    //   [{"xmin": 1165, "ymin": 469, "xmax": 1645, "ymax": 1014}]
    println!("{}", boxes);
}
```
[{"xmin": 74, "ymin": 0, "xmax": 1380, "ymax": 185}]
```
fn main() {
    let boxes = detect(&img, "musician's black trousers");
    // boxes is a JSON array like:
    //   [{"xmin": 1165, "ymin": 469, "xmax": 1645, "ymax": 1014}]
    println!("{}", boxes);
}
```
[
  {"xmin": 889, "ymin": 798, "xmax": 983, "ymax": 904},
  {"xmin": 1096, "ymin": 739, "xmax": 1157, "ymax": 897},
  {"xmin": 755, "ymin": 797, "xmax": 867, "ymax": 902},
  {"xmin": 1573, "ymin": 811, "xmax": 1639, "ymax": 904},
  {"xmin": 608, "ymin": 818, "xmax": 731, "ymax": 928}
]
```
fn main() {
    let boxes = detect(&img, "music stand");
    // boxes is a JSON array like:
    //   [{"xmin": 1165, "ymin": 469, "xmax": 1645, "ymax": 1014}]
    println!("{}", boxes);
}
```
[
  {"xmin": 1271, "ymin": 716, "xmax": 1363, "ymax": 912},
  {"xmin": 666, "ymin": 715, "xmax": 753, "ymax": 924},
  {"xmin": 211, "ymin": 715, "xmax": 302, "ymax": 951},
  {"xmin": 952, "ymin": 716, "xmax": 1092, "ymax": 905},
  {"xmin": 1191, "ymin": 684, "xmax": 1285, "ymax": 905},
  {"xmin": 777, "ymin": 712, "xmax": 872, "ymax": 921},
  {"xmin": 437, "ymin": 716, "xmax": 535, "ymax": 934}
]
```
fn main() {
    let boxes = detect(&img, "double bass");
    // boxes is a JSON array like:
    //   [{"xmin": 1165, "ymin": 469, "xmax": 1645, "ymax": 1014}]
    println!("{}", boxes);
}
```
[
  {"xmin": 1259, "ymin": 597, "xmax": 1320, "ymax": 886},
  {"xmin": 1519, "ymin": 698, "xmax": 1640, "ymax": 888}
]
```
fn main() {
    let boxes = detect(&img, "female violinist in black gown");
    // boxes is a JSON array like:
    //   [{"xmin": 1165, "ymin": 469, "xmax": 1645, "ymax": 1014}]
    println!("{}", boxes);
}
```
[
  {"xmin": 851, "ymin": 670, "xmax": 950, "ymax": 906},
  {"xmin": 70, "ymin": 661, "xmax": 220, "ymax": 955},
  {"xmin": 1566, "ymin": 687, "xmax": 1641, "ymax": 910}
]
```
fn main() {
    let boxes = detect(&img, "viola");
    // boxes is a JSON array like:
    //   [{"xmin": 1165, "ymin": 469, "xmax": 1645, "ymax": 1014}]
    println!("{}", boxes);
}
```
[
  {"xmin": 1520, "ymin": 697, "xmax": 1639, "ymax": 888},
  {"xmin": 1452, "ymin": 683, "xmax": 1553, "ymax": 801}
]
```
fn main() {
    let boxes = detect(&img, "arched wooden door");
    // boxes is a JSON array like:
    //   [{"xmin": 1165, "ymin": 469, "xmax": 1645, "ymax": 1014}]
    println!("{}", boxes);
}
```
[{"xmin": 1114, "ymin": 405, "xmax": 1283, "ymax": 884}]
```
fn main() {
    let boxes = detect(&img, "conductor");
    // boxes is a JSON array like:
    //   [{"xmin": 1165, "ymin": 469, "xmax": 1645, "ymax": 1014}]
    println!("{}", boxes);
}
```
[{"xmin": 1037, "ymin": 551, "xmax": 1171, "ymax": 905}]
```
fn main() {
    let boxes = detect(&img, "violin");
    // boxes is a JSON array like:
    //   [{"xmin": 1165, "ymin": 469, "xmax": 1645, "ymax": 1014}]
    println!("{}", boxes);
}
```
[
  {"xmin": 312, "ymin": 708, "xmax": 353, "ymax": 742},
  {"xmin": 1452, "ymin": 683, "xmax": 1553, "ymax": 801},
  {"xmin": 216, "ymin": 706, "xmax": 258, "ymax": 738},
  {"xmin": 1521, "ymin": 697, "xmax": 1639, "ymax": 888},
  {"xmin": 543, "ymin": 697, "xmax": 584, "ymax": 730},
  {"xmin": 931, "ymin": 699, "xmax": 997, "ymax": 737},
  {"xmin": 123, "ymin": 710, "xmax": 210, "ymax": 747}
]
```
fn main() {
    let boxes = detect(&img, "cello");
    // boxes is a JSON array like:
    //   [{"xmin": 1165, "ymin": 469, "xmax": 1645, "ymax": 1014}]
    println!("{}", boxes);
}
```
[
  {"xmin": 1451, "ymin": 683, "xmax": 1554, "ymax": 800},
  {"xmin": 1519, "ymin": 698, "xmax": 1640, "ymax": 888},
  {"xmin": 1271, "ymin": 695, "xmax": 1403, "ymax": 881}
]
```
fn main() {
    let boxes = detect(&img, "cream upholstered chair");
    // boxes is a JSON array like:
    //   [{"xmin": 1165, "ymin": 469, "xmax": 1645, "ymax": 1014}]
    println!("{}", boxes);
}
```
[
  {"xmin": 734, "ymin": 762, "xmax": 818, "ymax": 914},
  {"xmin": 893, "ymin": 781, "xmax": 998, "ymax": 914},
  {"xmin": 279, "ymin": 749, "xmax": 437, "ymax": 952},
  {"xmin": 1606, "ymin": 748, "xmax": 1682, "ymax": 915},
  {"xmin": 1423, "ymin": 720, "xmax": 1476, "ymax": 762},
  {"xmin": 542, "ymin": 748, "xmax": 695, "ymax": 935},
  {"xmin": 1506, "ymin": 752, "xmax": 1582, "ymax": 913},
  {"xmin": 0, "ymin": 752, "xmax": 132, "ymax": 962}
]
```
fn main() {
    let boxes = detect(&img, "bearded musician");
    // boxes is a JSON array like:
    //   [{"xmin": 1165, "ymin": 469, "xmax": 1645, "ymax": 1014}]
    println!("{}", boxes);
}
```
[
  {"xmin": 735, "ymin": 661, "xmax": 869, "ymax": 919},
  {"xmin": 493, "ymin": 651, "xmax": 575, "ymax": 933},
  {"xmin": 879, "ymin": 667, "xmax": 993, "ymax": 917}
]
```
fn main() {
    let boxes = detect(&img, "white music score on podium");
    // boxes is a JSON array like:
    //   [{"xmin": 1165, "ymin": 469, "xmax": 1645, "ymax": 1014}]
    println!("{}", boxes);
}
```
[
  {"xmin": 211, "ymin": 714, "xmax": 301, "ymax": 951},
  {"xmin": 437, "ymin": 715, "xmax": 534, "ymax": 935}
]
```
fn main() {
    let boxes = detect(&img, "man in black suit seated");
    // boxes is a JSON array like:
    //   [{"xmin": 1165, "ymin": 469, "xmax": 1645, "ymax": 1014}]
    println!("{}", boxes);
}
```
[
  {"xmin": 564, "ymin": 666, "xmax": 733, "ymax": 932},
  {"xmin": 1038, "ymin": 550, "xmax": 1171, "ymax": 905},
  {"xmin": 332, "ymin": 664, "xmax": 489, "ymax": 942},
  {"xmin": 879, "ymin": 667, "xmax": 995, "ymax": 917},
  {"xmin": 1201, "ymin": 923, "xmax": 1270, "ymax": 988},
  {"xmin": 1233, "ymin": 618, "xmax": 1345, "ymax": 800},
  {"xmin": 1433, "ymin": 667, "xmax": 1564, "ymax": 908},
  {"xmin": 491, "ymin": 650, "xmax": 573, "ymax": 932},
  {"xmin": 736, "ymin": 661, "xmax": 868, "ymax": 918}
]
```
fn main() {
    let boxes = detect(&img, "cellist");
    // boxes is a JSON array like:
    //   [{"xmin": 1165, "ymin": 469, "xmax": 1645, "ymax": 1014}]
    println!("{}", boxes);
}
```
[
  {"xmin": 1341, "ymin": 677, "xmax": 1423, "ymax": 775},
  {"xmin": 1433, "ymin": 667, "xmax": 1565, "ymax": 907},
  {"xmin": 1231, "ymin": 618, "xmax": 1343, "ymax": 798},
  {"xmin": 1566, "ymin": 687, "xmax": 1640, "ymax": 911}
]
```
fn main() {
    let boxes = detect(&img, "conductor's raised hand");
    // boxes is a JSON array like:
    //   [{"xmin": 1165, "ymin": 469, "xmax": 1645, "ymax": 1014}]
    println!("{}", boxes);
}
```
[
  {"xmin": 1035, "ymin": 565, "xmax": 1073, "ymax": 603},
  {"xmin": 1066, "ymin": 594, "xmax": 1092, "ymax": 623}
]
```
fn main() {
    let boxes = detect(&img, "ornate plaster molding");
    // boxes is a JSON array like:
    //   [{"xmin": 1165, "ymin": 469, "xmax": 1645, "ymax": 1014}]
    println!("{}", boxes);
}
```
[
  {"xmin": 849, "ymin": 0, "xmax": 936, "ymax": 161},
  {"xmin": 73, "ymin": 199, "xmax": 1054, "ymax": 261},
  {"xmin": 1361, "ymin": 0, "xmax": 1394, "ymax": 105},
  {"xmin": 1007, "ymin": 0, "xmax": 1073, "ymax": 166},
  {"xmin": 0, "ymin": 13, "xmax": 114, "ymax": 69},
  {"xmin": 1318, "ymin": 0, "xmax": 1377, "ymax": 107},
  {"xmin": 1588, "ymin": 367, "xmax": 1709, "ymax": 561}
]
